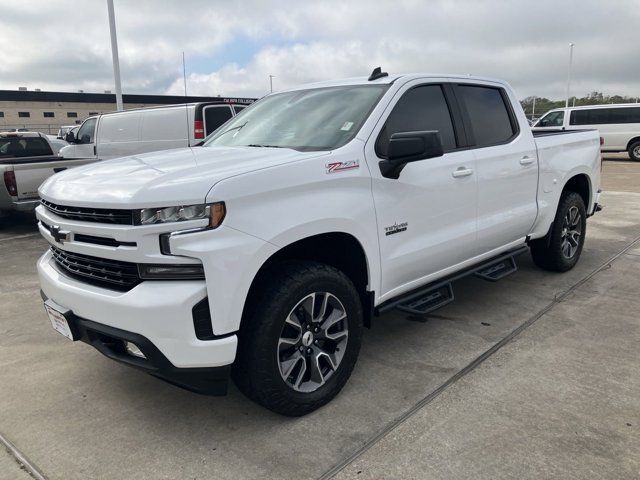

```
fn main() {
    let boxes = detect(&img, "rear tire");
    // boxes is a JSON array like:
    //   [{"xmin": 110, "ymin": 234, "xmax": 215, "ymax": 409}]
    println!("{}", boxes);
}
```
[
  {"xmin": 629, "ymin": 141, "xmax": 640, "ymax": 161},
  {"xmin": 530, "ymin": 191, "xmax": 587, "ymax": 272},
  {"xmin": 233, "ymin": 261, "xmax": 363, "ymax": 416}
]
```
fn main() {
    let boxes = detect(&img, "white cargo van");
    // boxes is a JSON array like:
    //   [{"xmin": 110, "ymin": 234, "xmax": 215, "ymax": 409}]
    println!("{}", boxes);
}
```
[
  {"xmin": 59, "ymin": 99, "xmax": 254, "ymax": 161},
  {"xmin": 533, "ymin": 103, "xmax": 640, "ymax": 160}
]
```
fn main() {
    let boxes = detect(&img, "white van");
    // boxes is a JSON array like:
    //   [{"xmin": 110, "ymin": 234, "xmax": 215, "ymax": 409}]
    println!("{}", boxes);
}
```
[
  {"xmin": 533, "ymin": 103, "xmax": 640, "ymax": 160},
  {"xmin": 59, "ymin": 99, "xmax": 254, "ymax": 161}
]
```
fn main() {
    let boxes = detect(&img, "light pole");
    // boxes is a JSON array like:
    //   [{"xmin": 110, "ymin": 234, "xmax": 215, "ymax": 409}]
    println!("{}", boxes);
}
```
[
  {"xmin": 269, "ymin": 75, "xmax": 275, "ymax": 93},
  {"xmin": 565, "ymin": 42, "xmax": 574, "ymax": 109},
  {"xmin": 531, "ymin": 96, "xmax": 536, "ymax": 121},
  {"xmin": 107, "ymin": 0, "xmax": 123, "ymax": 111}
]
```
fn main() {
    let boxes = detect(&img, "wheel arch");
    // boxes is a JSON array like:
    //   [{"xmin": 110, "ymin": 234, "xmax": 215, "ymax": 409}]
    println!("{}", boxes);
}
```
[
  {"xmin": 562, "ymin": 173, "xmax": 591, "ymax": 209},
  {"xmin": 241, "ymin": 232, "xmax": 374, "ymax": 329},
  {"xmin": 626, "ymin": 136, "xmax": 640, "ymax": 151}
]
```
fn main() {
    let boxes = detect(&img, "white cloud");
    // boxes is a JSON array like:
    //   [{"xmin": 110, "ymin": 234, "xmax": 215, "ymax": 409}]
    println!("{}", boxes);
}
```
[{"xmin": 2, "ymin": 0, "xmax": 640, "ymax": 100}]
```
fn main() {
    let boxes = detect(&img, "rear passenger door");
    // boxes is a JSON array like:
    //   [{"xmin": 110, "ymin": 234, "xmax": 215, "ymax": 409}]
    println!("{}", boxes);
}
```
[
  {"xmin": 454, "ymin": 83, "xmax": 538, "ymax": 253},
  {"xmin": 366, "ymin": 81, "xmax": 479, "ymax": 299}
]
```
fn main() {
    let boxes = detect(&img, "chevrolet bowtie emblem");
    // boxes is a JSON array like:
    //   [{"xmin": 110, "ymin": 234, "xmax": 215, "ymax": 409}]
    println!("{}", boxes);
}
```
[{"xmin": 50, "ymin": 225, "xmax": 70, "ymax": 244}]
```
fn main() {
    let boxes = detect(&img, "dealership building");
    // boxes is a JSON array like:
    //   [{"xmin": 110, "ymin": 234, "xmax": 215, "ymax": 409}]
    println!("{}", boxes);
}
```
[{"xmin": 0, "ymin": 89, "xmax": 230, "ymax": 134}]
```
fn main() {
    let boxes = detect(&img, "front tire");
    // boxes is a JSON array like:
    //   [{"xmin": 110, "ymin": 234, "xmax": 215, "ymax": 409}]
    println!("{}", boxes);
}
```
[
  {"xmin": 233, "ymin": 261, "xmax": 363, "ymax": 416},
  {"xmin": 629, "ymin": 141, "xmax": 640, "ymax": 161},
  {"xmin": 530, "ymin": 191, "xmax": 587, "ymax": 272}
]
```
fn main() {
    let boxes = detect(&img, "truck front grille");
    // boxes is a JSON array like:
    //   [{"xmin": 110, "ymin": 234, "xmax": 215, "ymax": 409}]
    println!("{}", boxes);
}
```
[
  {"xmin": 50, "ymin": 246, "xmax": 140, "ymax": 291},
  {"xmin": 41, "ymin": 200, "xmax": 135, "ymax": 225}
]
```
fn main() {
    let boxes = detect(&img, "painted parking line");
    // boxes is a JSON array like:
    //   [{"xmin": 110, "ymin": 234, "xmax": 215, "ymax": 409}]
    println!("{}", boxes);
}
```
[{"xmin": 0, "ymin": 233, "xmax": 39, "ymax": 242}]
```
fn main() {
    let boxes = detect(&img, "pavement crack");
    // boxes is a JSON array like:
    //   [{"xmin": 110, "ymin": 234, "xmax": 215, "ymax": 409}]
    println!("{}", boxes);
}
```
[
  {"xmin": 317, "ymin": 232, "xmax": 640, "ymax": 480},
  {"xmin": 0, "ymin": 431, "xmax": 48, "ymax": 480}
]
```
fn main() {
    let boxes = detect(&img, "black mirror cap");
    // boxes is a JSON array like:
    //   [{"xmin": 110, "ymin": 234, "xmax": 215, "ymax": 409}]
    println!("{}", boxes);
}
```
[
  {"xmin": 380, "ymin": 130, "xmax": 444, "ymax": 179},
  {"xmin": 65, "ymin": 131, "xmax": 76, "ymax": 143}
]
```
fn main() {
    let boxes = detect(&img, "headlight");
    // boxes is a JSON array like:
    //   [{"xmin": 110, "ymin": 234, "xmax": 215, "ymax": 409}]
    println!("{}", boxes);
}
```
[
  {"xmin": 138, "ymin": 263, "xmax": 205, "ymax": 280},
  {"xmin": 138, "ymin": 202, "xmax": 226, "ymax": 227}
]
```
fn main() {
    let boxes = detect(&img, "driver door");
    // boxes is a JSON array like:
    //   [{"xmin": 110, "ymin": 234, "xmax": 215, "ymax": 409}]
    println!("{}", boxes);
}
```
[
  {"xmin": 71, "ymin": 117, "xmax": 97, "ymax": 158},
  {"xmin": 365, "ymin": 81, "xmax": 479, "ymax": 301}
]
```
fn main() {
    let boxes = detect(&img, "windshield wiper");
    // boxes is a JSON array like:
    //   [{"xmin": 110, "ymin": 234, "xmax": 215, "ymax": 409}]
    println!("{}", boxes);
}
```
[
  {"xmin": 215, "ymin": 121, "xmax": 248, "ymax": 139},
  {"xmin": 246, "ymin": 144, "xmax": 285, "ymax": 148}
]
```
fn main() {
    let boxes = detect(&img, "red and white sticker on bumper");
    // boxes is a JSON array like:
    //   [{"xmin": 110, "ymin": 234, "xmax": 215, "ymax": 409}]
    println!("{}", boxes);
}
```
[{"xmin": 326, "ymin": 160, "xmax": 359, "ymax": 174}]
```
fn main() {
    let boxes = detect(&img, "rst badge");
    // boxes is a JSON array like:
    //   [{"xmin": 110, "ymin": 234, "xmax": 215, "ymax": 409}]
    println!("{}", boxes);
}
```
[{"xmin": 326, "ymin": 160, "xmax": 359, "ymax": 174}]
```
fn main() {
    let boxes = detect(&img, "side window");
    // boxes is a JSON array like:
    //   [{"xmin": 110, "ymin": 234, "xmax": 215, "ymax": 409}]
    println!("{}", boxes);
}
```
[
  {"xmin": 233, "ymin": 105, "xmax": 246, "ymax": 114},
  {"xmin": 204, "ymin": 106, "xmax": 234, "ymax": 135},
  {"xmin": 458, "ymin": 85, "xmax": 516, "ymax": 146},
  {"xmin": 569, "ymin": 110, "xmax": 590, "ymax": 126},
  {"xmin": 376, "ymin": 85, "xmax": 457, "ymax": 158},
  {"xmin": 76, "ymin": 118, "xmax": 97, "ymax": 144},
  {"xmin": 538, "ymin": 111, "xmax": 565, "ymax": 127},
  {"xmin": 23, "ymin": 138, "xmax": 53, "ymax": 156},
  {"xmin": 610, "ymin": 107, "xmax": 640, "ymax": 124}
]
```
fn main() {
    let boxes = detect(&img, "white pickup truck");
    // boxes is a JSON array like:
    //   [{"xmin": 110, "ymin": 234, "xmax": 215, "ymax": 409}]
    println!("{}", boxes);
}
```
[
  {"xmin": 0, "ymin": 132, "xmax": 93, "ymax": 218},
  {"xmin": 36, "ymin": 70, "xmax": 602, "ymax": 416}
]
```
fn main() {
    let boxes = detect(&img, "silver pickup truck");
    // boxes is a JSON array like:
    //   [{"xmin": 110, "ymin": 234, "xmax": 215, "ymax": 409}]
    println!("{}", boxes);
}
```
[{"xmin": 0, "ymin": 132, "xmax": 96, "ymax": 218}]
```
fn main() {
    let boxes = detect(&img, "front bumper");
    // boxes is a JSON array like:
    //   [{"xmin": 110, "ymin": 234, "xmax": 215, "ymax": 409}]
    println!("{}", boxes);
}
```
[
  {"xmin": 38, "ymin": 250, "xmax": 237, "ymax": 370},
  {"xmin": 41, "ymin": 291, "xmax": 231, "ymax": 394}
]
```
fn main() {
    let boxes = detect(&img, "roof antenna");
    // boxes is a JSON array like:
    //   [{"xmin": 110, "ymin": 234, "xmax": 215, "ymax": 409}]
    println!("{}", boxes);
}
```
[{"xmin": 368, "ymin": 67, "xmax": 388, "ymax": 81}]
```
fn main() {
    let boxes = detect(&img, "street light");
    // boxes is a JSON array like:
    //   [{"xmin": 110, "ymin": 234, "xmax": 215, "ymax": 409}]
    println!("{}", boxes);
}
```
[
  {"xmin": 269, "ymin": 75, "xmax": 275, "ymax": 93},
  {"xmin": 107, "ymin": 0, "xmax": 123, "ymax": 111},
  {"xmin": 565, "ymin": 42, "xmax": 574, "ymax": 109}
]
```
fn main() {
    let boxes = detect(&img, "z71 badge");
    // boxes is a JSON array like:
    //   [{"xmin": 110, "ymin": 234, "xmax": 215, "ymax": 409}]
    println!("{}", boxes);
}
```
[{"xmin": 326, "ymin": 160, "xmax": 359, "ymax": 173}]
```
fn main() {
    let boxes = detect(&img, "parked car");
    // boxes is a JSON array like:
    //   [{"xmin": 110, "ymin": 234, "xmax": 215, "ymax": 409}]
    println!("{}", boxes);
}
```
[
  {"xmin": 56, "ymin": 125, "xmax": 79, "ymax": 140},
  {"xmin": 533, "ymin": 103, "xmax": 640, "ymax": 160},
  {"xmin": 36, "ymin": 71, "xmax": 601, "ymax": 415},
  {"xmin": 0, "ymin": 132, "xmax": 96, "ymax": 216},
  {"xmin": 59, "ymin": 99, "xmax": 255, "ymax": 161}
]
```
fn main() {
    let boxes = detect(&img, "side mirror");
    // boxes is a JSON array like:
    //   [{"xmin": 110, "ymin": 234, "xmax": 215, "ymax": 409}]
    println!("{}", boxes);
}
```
[
  {"xmin": 65, "ymin": 131, "xmax": 76, "ymax": 143},
  {"xmin": 379, "ymin": 130, "xmax": 444, "ymax": 179}
]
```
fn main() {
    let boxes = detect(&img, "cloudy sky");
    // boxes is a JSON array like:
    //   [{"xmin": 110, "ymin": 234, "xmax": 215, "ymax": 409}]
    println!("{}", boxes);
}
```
[{"xmin": 1, "ymin": 0, "xmax": 639, "ymax": 100}]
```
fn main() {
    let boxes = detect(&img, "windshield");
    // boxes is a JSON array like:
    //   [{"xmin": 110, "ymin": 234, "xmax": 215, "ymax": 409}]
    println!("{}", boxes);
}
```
[{"xmin": 203, "ymin": 85, "xmax": 388, "ymax": 151}]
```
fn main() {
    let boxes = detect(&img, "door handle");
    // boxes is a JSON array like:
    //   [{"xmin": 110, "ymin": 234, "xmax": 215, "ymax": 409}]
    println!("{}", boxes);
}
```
[
  {"xmin": 53, "ymin": 167, "xmax": 67, "ymax": 173},
  {"xmin": 519, "ymin": 156, "xmax": 535, "ymax": 166},
  {"xmin": 452, "ymin": 167, "xmax": 474, "ymax": 178}
]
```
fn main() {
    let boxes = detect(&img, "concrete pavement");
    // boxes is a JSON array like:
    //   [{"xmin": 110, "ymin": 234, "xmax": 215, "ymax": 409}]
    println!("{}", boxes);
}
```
[{"xmin": 0, "ymin": 159, "xmax": 638, "ymax": 479}]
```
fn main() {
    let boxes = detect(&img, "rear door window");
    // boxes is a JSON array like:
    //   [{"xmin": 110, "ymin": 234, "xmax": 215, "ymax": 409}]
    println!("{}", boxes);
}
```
[
  {"xmin": 457, "ymin": 85, "xmax": 517, "ymax": 146},
  {"xmin": 204, "ymin": 106, "xmax": 234, "ymax": 135},
  {"xmin": 0, "ymin": 137, "xmax": 52, "ymax": 157},
  {"xmin": 376, "ymin": 84, "xmax": 457, "ymax": 158}
]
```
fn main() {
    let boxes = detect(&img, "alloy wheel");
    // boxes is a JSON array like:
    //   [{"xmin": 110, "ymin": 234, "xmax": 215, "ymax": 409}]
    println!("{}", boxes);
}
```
[
  {"xmin": 277, "ymin": 292, "xmax": 349, "ymax": 393},
  {"xmin": 561, "ymin": 206, "xmax": 582, "ymax": 259}
]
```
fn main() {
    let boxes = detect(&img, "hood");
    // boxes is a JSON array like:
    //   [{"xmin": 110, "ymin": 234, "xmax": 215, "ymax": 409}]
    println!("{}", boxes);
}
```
[{"xmin": 39, "ymin": 146, "xmax": 329, "ymax": 208}]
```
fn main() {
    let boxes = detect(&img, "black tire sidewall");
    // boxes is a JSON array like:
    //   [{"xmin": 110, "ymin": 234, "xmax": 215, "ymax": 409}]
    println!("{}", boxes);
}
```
[
  {"xmin": 549, "ymin": 192, "xmax": 587, "ymax": 271},
  {"xmin": 629, "ymin": 141, "xmax": 640, "ymax": 161},
  {"xmin": 236, "ymin": 262, "xmax": 363, "ymax": 414}
]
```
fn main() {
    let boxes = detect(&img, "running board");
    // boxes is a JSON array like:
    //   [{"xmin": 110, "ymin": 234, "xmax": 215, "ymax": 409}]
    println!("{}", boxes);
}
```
[
  {"xmin": 377, "ymin": 246, "xmax": 528, "ymax": 317},
  {"xmin": 396, "ymin": 284, "xmax": 454, "ymax": 315},
  {"xmin": 474, "ymin": 256, "xmax": 517, "ymax": 282}
]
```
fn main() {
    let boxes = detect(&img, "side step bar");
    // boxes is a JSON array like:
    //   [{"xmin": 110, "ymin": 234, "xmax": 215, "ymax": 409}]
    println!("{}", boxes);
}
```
[{"xmin": 377, "ymin": 246, "xmax": 528, "ymax": 316}]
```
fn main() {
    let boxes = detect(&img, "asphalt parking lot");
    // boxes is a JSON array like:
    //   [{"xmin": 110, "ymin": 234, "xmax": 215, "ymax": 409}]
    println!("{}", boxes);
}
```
[{"xmin": 1, "ymin": 157, "xmax": 639, "ymax": 480}]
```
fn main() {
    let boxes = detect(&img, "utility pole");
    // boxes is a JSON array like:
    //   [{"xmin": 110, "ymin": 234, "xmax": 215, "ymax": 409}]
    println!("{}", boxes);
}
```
[
  {"xmin": 107, "ymin": 0, "xmax": 123, "ymax": 111},
  {"xmin": 531, "ymin": 96, "xmax": 536, "ymax": 121},
  {"xmin": 565, "ymin": 42, "xmax": 574, "ymax": 109},
  {"xmin": 269, "ymin": 75, "xmax": 275, "ymax": 93},
  {"xmin": 182, "ymin": 52, "xmax": 188, "ymax": 97}
]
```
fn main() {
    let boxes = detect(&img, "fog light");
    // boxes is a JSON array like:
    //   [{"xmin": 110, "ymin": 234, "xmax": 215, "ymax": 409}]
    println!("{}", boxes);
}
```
[{"xmin": 125, "ymin": 341, "xmax": 146, "ymax": 359}]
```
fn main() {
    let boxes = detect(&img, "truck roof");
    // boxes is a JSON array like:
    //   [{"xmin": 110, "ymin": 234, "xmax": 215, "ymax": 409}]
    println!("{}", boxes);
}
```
[{"xmin": 285, "ymin": 72, "xmax": 510, "ymax": 92}]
